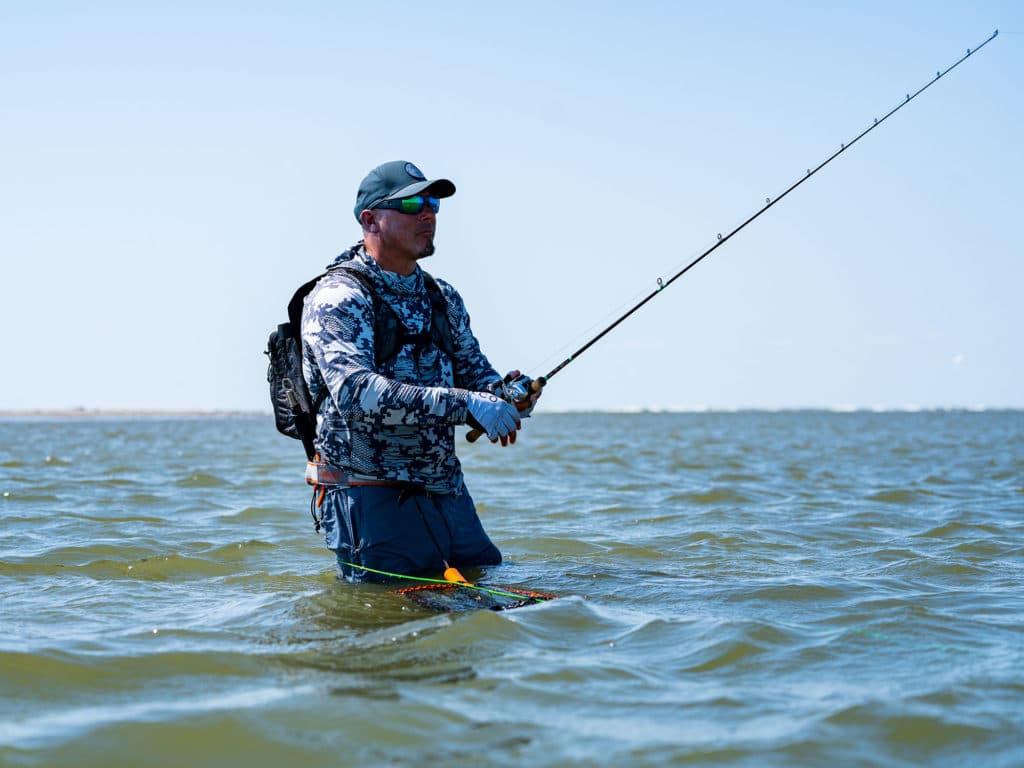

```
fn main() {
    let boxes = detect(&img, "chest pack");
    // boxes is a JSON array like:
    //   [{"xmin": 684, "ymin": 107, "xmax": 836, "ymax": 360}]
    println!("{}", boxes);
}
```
[{"xmin": 265, "ymin": 246, "xmax": 455, "ymax": 459}]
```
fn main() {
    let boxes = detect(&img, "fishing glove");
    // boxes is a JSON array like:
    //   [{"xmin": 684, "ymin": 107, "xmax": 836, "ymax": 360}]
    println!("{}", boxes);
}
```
[{"xmin": 466, "ymin": 392, "xmax": 521, "ymax": 441}]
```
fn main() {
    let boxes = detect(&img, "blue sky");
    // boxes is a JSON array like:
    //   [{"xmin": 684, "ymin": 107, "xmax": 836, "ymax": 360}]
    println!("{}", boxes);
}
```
[{"xmin": 2, "ymin": 1, "xmax": 1021, "ymax": 411}]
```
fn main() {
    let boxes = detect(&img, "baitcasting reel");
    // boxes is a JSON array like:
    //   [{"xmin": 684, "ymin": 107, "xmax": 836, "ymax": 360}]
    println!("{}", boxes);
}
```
[{"xmin": 466, "ymin": 372, "xmax": 546, "ymax": 443}]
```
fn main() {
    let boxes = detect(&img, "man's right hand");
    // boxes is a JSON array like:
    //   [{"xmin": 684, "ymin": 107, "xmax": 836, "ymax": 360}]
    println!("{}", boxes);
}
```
[{"xmin": 466, "ymin": 392, "xmax": 521, "ymax": 445}]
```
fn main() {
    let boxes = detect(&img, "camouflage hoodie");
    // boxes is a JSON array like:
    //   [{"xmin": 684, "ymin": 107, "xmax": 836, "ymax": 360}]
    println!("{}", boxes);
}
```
[{"xmin": 301, "ymin": 246, "xmax": 501, "ymax": 493}]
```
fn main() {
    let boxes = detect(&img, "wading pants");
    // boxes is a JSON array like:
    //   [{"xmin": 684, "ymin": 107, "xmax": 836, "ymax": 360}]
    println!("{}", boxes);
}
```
[{"xmin": 317, "ymin": 485, "xmax": 502, "ymax": 582}]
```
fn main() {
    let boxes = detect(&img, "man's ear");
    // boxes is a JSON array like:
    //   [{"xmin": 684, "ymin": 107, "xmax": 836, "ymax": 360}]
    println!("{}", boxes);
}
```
[{"xmin": 359, "ymin": 209, "xmax": 380, "ymax": 234}]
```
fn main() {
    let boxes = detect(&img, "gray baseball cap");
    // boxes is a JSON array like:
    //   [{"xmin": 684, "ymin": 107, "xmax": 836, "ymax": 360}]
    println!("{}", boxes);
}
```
[{"xmin": 353, "ymin": 161, "xmax": 456, "ymax": 222}]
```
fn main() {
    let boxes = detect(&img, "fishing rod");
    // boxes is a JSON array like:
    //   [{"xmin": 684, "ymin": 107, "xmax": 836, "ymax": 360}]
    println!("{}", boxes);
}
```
[
  {"xmin": 467, "ymin": 29, "xmax": 999, "ymax": 442},
  {"xmin": 543, "ymin": 30, "xmax": 999, "ymax": 383}
]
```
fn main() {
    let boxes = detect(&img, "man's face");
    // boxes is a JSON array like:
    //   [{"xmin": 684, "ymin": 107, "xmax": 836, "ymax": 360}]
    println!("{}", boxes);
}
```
[{"xmin": 375, "ymin": 199, "xmax": 437, "ymax": 261}]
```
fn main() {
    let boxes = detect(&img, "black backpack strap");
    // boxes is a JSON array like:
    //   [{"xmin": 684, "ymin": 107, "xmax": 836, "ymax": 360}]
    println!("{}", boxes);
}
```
[
  {"xmin": 327, "ymin": 267, "xmax": 403, "ymax": 368},
  {"xmin": 421, "ymin": 273, "xmax": 455, "ymax": 359},
  {"xmin": 287, "ymin": 273, "xmax": 327, "ymax": 337}
]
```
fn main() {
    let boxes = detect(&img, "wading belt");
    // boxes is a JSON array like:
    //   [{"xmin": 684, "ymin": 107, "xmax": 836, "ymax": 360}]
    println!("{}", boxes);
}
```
[{"xmin": 305, "ymin": 457, "xmax": 431, "ymax": 532}]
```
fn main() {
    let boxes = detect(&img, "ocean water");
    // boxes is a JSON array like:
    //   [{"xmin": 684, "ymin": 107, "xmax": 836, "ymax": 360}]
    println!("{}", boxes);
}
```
[{"xmin": 1, "ymin": 411, "xmax": 1022, "ymax": 767}]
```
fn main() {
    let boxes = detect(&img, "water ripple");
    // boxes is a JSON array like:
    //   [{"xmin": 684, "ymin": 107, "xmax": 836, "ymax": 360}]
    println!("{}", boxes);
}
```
[{"xmin": 2, "ymin": 412, "xmax": 1023, "ymax": 767}]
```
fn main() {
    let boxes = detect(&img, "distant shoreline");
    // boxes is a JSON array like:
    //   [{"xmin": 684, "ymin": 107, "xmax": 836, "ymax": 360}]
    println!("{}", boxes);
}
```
[
  {"xmin": 0, "ymin": 409, "xmax": 270, "ymax": 419},
  {"xmin": 0, "ymin": 407, "xmax": 1019, "ymax": 419}
]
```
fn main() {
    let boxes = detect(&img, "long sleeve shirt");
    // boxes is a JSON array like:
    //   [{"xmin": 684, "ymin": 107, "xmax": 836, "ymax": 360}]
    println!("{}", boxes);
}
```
[{"xmin": 301, "ymin": 246, "xmax": 501, "ymax": 493}]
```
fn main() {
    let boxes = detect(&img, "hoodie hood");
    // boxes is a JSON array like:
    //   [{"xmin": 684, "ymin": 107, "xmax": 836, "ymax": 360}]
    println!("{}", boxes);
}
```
[{"xmin": 327, "ymin": 243, "xmax": 427, "ymax": 298}]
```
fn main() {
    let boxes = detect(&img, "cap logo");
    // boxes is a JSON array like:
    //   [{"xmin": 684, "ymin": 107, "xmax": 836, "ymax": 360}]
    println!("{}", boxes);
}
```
[{"xmin": 404, "ymin": 163, "xmax": 426, "ymax": 180}]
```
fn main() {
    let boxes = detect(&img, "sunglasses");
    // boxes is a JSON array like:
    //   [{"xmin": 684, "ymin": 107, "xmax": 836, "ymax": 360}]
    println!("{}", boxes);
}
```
[{"xmin": 373, "ymin": 195, "xmax": 441, "ymax": 215}]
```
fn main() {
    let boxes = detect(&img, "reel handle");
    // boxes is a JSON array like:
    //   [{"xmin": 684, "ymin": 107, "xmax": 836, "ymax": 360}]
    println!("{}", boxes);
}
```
[{"xmin": 466, "ymin": 377, "xmax": 545, "ymax": 443}]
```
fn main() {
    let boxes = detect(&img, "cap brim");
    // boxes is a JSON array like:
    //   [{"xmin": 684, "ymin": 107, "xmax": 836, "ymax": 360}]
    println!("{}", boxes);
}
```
[{"xmin": 384, "ymin": 178, "xmax": 456, "ymax": 200}]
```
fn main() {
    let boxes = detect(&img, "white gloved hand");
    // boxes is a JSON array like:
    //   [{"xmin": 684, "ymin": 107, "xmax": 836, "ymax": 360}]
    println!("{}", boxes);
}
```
[{"xmin": 466, "ymin": 392, "xmax": 521, "ymax": 442}]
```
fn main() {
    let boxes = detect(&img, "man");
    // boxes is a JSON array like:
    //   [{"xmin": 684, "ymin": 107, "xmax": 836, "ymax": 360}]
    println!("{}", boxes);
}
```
[{"xmin": 301, "ymin": 160, "xmax": 537, "ymax": 581}]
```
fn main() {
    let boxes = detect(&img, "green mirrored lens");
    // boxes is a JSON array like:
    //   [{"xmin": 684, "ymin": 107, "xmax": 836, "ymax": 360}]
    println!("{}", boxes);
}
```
[{"xmin": 399, "ymin": 196, "xmax": 425, "ymax": 214}]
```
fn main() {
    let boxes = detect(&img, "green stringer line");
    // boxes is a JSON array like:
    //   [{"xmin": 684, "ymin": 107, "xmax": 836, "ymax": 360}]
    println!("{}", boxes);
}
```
[{"xmin": 339, "ymin": 561, "xmax": 549, "ymax": 603}]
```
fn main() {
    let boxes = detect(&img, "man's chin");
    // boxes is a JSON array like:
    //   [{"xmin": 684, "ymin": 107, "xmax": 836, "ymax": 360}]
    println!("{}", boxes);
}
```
[{"xmin": 418, "ymin": 242, "xmax": 436, "ymax": 259}]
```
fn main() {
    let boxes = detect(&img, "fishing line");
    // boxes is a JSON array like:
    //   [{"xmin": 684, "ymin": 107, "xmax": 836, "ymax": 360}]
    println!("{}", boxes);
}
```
[
  {"xmin": 538, "ymin": 30, "xmax": 999, "ymax": 386},
  {"xmin": 338, "ymin": 560, "xmax": 554, "ymax": 607},
  {"xmin": 530, "ymin": 280, "xmax": 665, "ymax": 377}
]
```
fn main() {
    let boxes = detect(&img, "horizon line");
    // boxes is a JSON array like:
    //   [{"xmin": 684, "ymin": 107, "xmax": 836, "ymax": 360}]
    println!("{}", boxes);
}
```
[{"xmin": 1, "ymin": 405, "xmax": 1022, "ymax": 419}]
